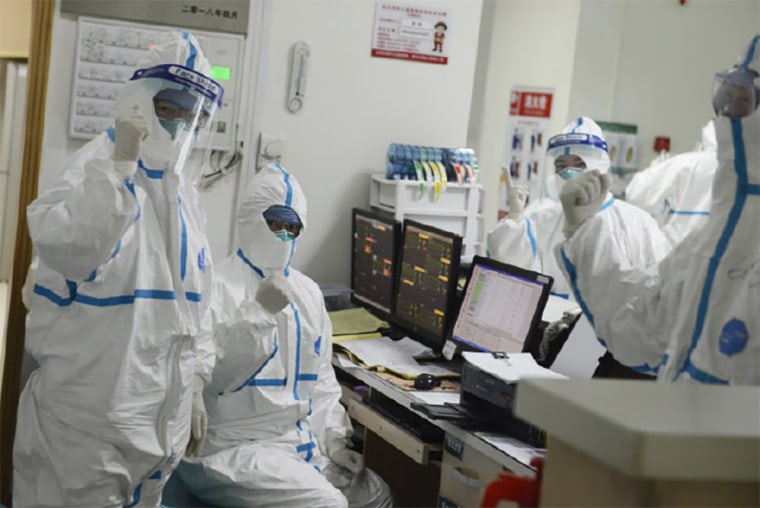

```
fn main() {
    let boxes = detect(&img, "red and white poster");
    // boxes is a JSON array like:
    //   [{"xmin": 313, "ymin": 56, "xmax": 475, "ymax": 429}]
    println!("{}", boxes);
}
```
[
  {"xmin": 499, "ymin": 86, "xmax": 555, "ymax": 220},
  {"xmin": 371, "ymin": 2, "xmax": 450, "ymax": 65}
]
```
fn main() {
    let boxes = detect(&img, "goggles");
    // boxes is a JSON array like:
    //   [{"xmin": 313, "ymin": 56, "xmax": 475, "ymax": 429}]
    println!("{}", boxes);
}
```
[
  {"xmin": 263, "ymin": 205, "xmax": 303, "ymax": 239},
  {"xmin": 266, "ymin": 221, "xmax": 303, "ymax": 240},
  {"xmin": 712, "ymin": 66, "xmax": 759, "ymax": 119}
]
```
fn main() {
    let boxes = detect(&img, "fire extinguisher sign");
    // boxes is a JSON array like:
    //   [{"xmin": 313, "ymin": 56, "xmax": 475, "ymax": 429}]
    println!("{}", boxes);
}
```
[{"xmin": 510, "ymin": 90, "xmax": 553, "ymax": 118}]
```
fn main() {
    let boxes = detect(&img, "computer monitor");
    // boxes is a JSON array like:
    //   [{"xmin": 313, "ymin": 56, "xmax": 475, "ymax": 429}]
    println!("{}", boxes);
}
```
[
  {"xmin": 392, "ymin": 219, "xmax": 462, "ymax": 351},
  {"xmin": 350, "ymin": 208, "xmax": 400, "ymax": 319},
  {"xmin": 451, "ymin": 255, "xmax": 553, "ymax": 354}
]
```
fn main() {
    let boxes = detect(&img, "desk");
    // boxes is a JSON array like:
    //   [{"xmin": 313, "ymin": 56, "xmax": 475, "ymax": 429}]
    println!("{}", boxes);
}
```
[{"xmin": 333, "ymin": 357, "xmax": 542, "ymax": 507}]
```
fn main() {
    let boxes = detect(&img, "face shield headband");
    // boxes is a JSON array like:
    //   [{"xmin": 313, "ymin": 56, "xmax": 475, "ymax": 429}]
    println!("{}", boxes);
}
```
[
  {"xmin": 546, "ymin": 132, "xmax": 609, "ymax": 157},
  {"xmin": 130, "ymin": 64, "xmax": 224, "ymax": 108}
]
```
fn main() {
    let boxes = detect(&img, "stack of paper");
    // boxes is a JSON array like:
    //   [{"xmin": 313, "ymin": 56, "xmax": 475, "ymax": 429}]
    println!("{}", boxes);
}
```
[
  {"xmin": 462, "ymin": 352, "xmax": 567, "ymax": 383},
  {"xmin": 329, "ymin": 307, "xmax": 389, "ymax": 341},
  {"xmin": 334, "ymin": 336, "xmax": 459, "ymax": 379}
]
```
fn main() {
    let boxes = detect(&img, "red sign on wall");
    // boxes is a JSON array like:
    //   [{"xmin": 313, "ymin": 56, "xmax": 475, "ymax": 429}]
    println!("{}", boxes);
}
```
[{"xmin": 509, "ymin": 90, "xmax": 553, "ymax": 118}]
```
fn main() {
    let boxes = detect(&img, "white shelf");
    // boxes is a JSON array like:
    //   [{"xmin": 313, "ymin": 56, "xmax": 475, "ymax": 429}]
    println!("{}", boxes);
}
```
[{"xmin": 369, "ymin": 174, "xmax": 484, "ymax": 258}]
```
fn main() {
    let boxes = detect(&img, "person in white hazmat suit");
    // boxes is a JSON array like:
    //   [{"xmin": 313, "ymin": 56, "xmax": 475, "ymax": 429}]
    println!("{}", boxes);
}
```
[
  {"xmin": 625, "ymin": 119, "xmax": 718, "ymax": 246},
  {"xmin": 554, "ymin": 35, "xmax": 760, "ymax": 385},
  {"xmin": 487, "ymin": 117, "xmax": 672, "ymax": 378},
  {"xmin": 176, "ymin": 163, "xmax": 393, "ymax": 508},
  {"xmin": 13, "ymin": 31, "xmax": 222, "ymax": 507}
]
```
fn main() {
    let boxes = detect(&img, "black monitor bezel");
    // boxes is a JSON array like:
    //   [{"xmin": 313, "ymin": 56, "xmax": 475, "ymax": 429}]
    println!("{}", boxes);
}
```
[
  {"xmin": 450, "ymin": 255, "xmax": 554, "ymax": 355},
  {"xmin": 350, "ymin": 207, "xmax": 401, "ymax": 321},
  {"xmin": 391, "ymin": 218, "xmax": 463, "ymax": 353}
]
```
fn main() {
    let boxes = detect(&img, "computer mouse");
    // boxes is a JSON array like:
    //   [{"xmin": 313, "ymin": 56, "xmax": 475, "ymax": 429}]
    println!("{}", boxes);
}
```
[{"xmin": 413, "ymin": 373, "xmax": 441, "ymax": 391}]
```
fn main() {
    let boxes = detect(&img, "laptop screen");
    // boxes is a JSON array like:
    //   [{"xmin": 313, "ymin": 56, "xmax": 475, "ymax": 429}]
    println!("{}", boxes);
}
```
[{"xmin": 451, "ymin": 256, "xmax": 553, "ymax": 354}]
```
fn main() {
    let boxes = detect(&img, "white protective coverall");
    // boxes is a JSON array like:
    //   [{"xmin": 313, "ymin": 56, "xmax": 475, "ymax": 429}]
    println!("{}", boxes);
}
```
[
  {"xmin": 625, "ymin": 120, "xmax": 718, "ymax": 245},
  {"xmin": 13, "ymin": 32, "xmax": 218, "ymax": 507},
  {"xmin": 555, "ymin": 35, "xmax": 760, "ymax": 384},
  {"xmin": 487, "ymin": 117, "xmax": 671, "ymax": 376},
  {"xmin": 177, "ymin": 163, "xmax": 392, "ymax": 508},
  {"xmin": 487, "ymin": 116, "xmax": 671, "ymax": 301}
]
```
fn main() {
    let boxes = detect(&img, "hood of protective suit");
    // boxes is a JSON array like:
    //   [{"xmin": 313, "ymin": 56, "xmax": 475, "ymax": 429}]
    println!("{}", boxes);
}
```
[
  {"xmin": 113, "ymin": 31, "xmax": 218, "ymax": 174},
  {"xmin": 542, "ymin": 116, "xmax": 611, "ymax": 200},
  {"xmin": 237, "ymin": 163, "xmax": 308, "ymax": 274},
  {"xmin": 712, "ymin": 35, "xmax": 760, "ymax": 211}
]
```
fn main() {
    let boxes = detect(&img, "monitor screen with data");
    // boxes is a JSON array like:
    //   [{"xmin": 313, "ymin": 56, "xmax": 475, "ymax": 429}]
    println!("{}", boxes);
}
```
[
  {"xmin": 451, "ymin": 255, "xmax": 553, "ymax": 354},
  {"xmin": 392, "ymin": 219, "xmax": 462, "ymax": 351},
  {"xmin": 350, "ymin": 208, "xmax": 400, "ymax": 318}
]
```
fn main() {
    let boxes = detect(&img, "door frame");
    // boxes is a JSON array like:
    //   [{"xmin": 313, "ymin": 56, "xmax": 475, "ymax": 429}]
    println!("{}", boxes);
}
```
[{"xmin": 0, "ymin": 0, "xmax": 54, "ymax": 503}]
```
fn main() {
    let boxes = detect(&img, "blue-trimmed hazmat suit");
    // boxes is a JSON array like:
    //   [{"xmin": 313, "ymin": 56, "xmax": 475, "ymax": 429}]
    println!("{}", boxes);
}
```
[
  {"xmin": 177, "ymin": 163, "xmax": 392, "ymax": 507},
  {"xmin": 487, "ymin": 117, "xmax": 671, "ymax": 376},
  {"xmin": 13, "ymin": 32, "xmax": 220, "ymax": 507},
  {"xmin": 626, "ymin": 120, "xmax": 718, "ymax": 246},
  {"xmin": 555, "ymin": 35, "xmax": 760, "ymax": 384}
]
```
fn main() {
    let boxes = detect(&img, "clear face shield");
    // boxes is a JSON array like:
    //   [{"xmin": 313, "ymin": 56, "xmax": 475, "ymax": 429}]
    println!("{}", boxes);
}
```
[
  {"xmin": 712, "ymin": 66, "xmax": 759, "ymax": 119},
  {"xmin": 119, "ymin": 64, "xmax": 223, "ymax": 183},
  {"xmin": 545, "ymin": 132, "xmax": 610, "ymax": 194}
]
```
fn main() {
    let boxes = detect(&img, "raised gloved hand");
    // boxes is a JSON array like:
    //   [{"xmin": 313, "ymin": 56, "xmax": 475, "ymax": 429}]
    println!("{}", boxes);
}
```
[
  {"xmin": 330, "ymin": 446, "xmax": 365, "ymax": 475},
  {"xmin": 559, "ymin": 169, "xmax": 610, "ymax": 237},
  {"xmin": 112, "ymin": 105, "xmax": 150, "ymax": 177},
  {"xmin": 503, "ymin": 165, "xmax": 529, "ymax": 221},
  {"xmin": 186, "ymin": 374, "xmax": 207, "ymax": 457},
  {"xmin": 255, "ymin": 272, "xmax": 293, "ymax": 315}
]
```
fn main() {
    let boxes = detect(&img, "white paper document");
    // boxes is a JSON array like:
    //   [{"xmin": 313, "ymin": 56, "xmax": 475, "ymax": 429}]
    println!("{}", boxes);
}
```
[
  {"xmin": 335, "ymin": 336, "xmax": 459, "ymax": 378},
  {"xmin": 475, "ymin": 431, "xmax": 546, "ymax": 467},
  {"xmin": 412, "ymin": 391, "xmax": 461, "ymax": 406},
  {"xmin": 462, "ymin": 352, "xmax": 567, "ymax": 383}
]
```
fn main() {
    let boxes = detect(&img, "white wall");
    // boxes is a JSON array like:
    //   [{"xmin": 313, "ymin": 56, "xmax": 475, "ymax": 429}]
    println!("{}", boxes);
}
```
[
  {"xmin": 472, "ymin": 0, "xmax": 759, "ymax": 236},
  {"xmin": 33, "ymin": 0, "xmax": 760, "ymax": 289},
  {"xmin": 37, "ymin": 0, "xmax": 483, "ymax": 287},
  {"xmin": 570, "ymin": 0, "xmax": 760, "ymax": 158},
  {"xmin": 253, "ymin": 0, "xmax": 484, "ymax": 284},
  {"xmin": 469, "ymin": 0, "xmax": 583, "ymax": 236}
]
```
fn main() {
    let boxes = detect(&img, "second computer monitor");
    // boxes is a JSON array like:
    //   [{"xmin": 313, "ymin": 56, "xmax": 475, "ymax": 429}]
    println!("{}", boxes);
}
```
[
  {"xmin": 393, "ymin": 219, "xmax": 462, "ymax": 351},
  {"xmin": 451, "ymin": 255, "xmax": 553, "ymax": 354}
]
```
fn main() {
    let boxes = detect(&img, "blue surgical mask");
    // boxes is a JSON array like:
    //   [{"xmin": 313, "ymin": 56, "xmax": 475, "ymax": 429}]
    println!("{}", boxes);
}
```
[
  {"xmin": 558, "ymin": 167, "xmax": 584, "ymax": 180},
  {"xmin": 158, "ymin": 118, "xmax": 186, "ymax": 140},
  {"xmin": 273, "ymin": 230, "xmax": 296, "ymax": 242}
]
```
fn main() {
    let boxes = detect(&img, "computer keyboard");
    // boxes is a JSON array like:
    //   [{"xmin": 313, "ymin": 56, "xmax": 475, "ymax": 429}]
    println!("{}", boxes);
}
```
[{"xmin": 366, "ymin": 397, "xmax": 444, "ymax": 444}]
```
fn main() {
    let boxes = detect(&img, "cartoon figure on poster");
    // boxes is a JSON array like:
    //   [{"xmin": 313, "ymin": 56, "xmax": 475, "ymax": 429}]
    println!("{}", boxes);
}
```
[
  {"xmin": 499, "ymin": 87, "xmax": 554, "ymax": 219},
  {"xmin": 433, "ymin": 21, "xmax": 447, "ymax": 52}
]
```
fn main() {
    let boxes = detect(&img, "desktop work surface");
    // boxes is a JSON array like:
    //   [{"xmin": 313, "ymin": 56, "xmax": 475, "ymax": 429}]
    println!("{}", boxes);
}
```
[
  {"xmin": 333, "ymin": 351, "xmax": 545, "ymax": 467},
  {"xmin": 334, "ymin": 353, "xmax": 545, "ymax": 507}
]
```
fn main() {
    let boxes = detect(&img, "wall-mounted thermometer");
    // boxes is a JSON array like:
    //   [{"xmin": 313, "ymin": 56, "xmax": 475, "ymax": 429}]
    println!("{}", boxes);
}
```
[{"xmin": 287, "ymin": 41, "xmax": 310, "ymax": 113}]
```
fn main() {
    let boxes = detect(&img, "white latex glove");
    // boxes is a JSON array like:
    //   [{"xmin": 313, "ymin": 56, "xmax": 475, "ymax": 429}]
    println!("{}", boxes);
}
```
[
  {"xmin": 186, "ymin": 374, "xmax": 207, "ymax": 457},
  {"xmin": 255, "ymin": 272, "xmax": 293, "ymax": 315},
  {"xmin": 112, "ymin": 105, "xmax": 150, "ymax": 177},
  {"xmin": 503, "ymin": 165, "xmax": 529, "ymax": 221},
  {"xmin": 330, "ymin": 447, "xmax": 365, "ymax": 475},
  {"xmin": 559, "ymin": 170, "xmax": 610, "ymax": 237}
]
